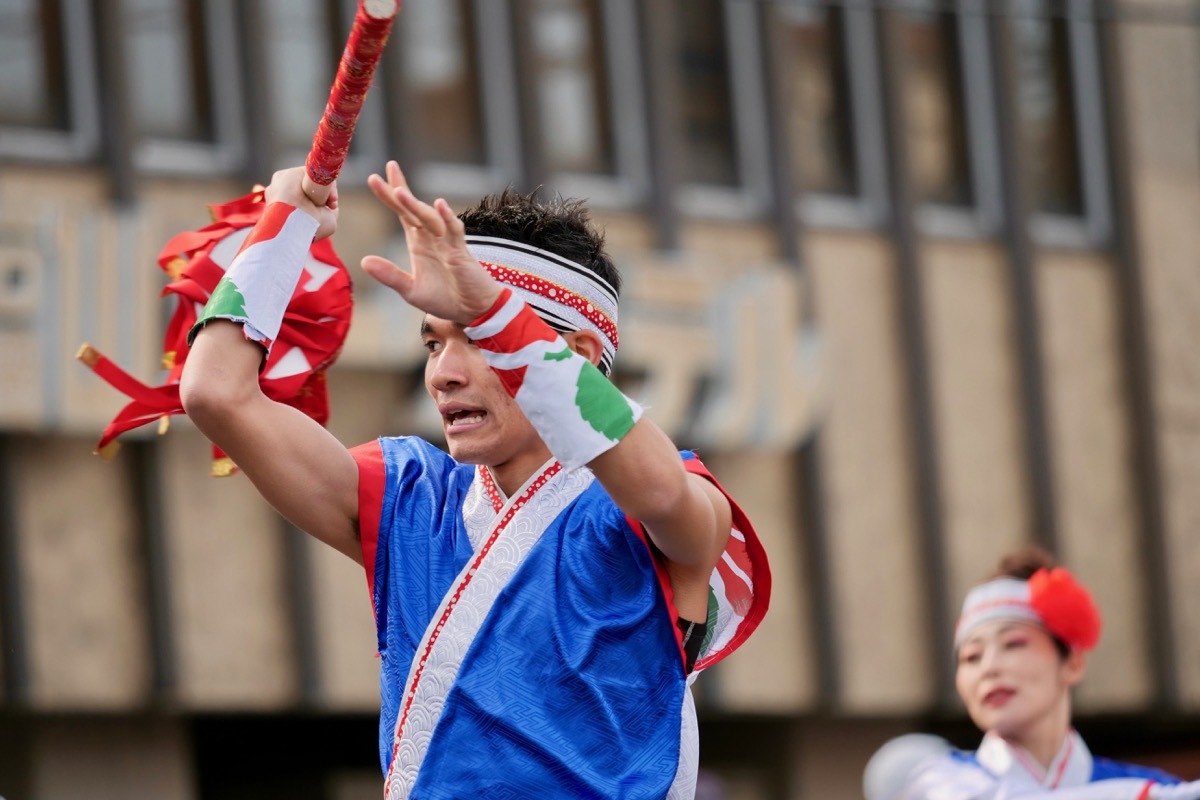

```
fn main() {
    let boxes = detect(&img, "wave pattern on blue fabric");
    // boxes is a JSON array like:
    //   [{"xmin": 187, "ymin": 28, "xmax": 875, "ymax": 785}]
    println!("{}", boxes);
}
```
[{"xmin": 371, "ymin": 437, "xmax": 687, "ymax": 798}]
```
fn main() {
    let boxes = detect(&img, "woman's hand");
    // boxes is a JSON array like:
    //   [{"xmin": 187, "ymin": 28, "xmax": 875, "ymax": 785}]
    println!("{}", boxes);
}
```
[{"xmin": 1150, "ymin": 781, "xmax": 1200, "ymax": 800}]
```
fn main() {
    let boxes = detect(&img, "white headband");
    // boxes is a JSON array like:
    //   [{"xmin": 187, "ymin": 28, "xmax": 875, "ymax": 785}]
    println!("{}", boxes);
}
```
[
  {"xmin": 465, "ymin": 235, "xmax": 619, "ymax": 375},
  {"xmin": 953, "ymin": 578, "xmax": 1042, "ymax": 648}
]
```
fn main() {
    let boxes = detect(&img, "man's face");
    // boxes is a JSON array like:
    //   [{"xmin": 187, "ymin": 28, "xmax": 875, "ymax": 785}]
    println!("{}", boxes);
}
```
[
  {"xmin": 954, "ymin": 620, "xmax": 1083, "ymax": 743},
  {"xmin": 421, "ymin": 315, "xmax": 550, "ymax": 481}
]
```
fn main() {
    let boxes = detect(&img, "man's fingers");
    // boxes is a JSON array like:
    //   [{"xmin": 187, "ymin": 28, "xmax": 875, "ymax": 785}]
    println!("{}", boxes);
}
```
[
  {"xmin": 367, "ymin": 173, "xmax": 403, "ymax": 214},
  {"xmin": 394, "ymin": 188, "xmax": 447, "ymax": 236},
  {"xmin": 361, "ymin": 255, "xmax": 414, "ymax": 298},
  {"xmin": 386, "ymin": 160, "xmax": 409, "ymax": 192},
  {"xmin": 370, "ymin": 163, "xmax": 455, "ymax": 242},
  {"xmin": 368, "ymin": 174, "xmax": 431, "ymax": 235},
  {"xmin": 436, "ymin": 199, "xmax": 466, "ymax": 247}
]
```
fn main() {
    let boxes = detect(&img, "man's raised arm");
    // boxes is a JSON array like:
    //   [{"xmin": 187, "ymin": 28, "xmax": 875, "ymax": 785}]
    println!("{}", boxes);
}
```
[
  {"xmin": 460, "ymin": 291, "xmax": 730, "ymax": 619},
  {"xmin": 360, "ymin": 162, "xmax": 731, "ymax": 614},
  {"xmin": 179, "ymin": 167, "xmax": 361, "ymax": 562}
]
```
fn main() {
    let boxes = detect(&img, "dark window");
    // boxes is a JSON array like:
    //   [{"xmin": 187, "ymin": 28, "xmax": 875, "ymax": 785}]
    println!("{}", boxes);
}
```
[
  {"xmin": 675, "ymin": 0, "xmax": 737, "ymax": 187},
  {"xmin": 400, "ymin": 0, "xmax": 485, "ymax": 165},
  {"xmin": 1012, "ymin": 2, "xmax": 1083, "ymax": 216},
  {"xmin": 124, "ymin": 0, "xmax": 213, "ymax": 142},
  {"xmin": 528, "ymin": 0, "xmax": 614, "ymax": 175},
  {"xmin": 0, "ymin": 0, "xmax": 68, "ymax": 129},
  {"xmin": 778, "ymin": 3, "xmax": 857, "ymax": 197},
  {"xmin": 260, "ymin": 0, "xmax": 345, "ymax": 155},
  {"xmin": 900, "ymin": 3, "xmax": 972, "ymax": 206}
]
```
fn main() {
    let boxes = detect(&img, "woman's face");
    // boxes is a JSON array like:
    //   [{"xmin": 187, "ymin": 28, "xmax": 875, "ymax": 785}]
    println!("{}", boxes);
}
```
[{"xmin": 955, "ymin": 620, "xmax": 1084, "ymax": 742}]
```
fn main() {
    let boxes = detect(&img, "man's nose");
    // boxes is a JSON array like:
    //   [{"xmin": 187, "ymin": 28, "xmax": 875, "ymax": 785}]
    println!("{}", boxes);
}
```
[{"xmin": 429, "ymin": 341, "xmax": 471, "ymax": 389}]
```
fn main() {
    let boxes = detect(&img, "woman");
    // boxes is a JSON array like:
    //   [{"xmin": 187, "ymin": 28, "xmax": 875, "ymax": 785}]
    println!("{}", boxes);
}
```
[{"xmin": 901, "ymin": 547, "xmax": 1198, "ymax": 799}]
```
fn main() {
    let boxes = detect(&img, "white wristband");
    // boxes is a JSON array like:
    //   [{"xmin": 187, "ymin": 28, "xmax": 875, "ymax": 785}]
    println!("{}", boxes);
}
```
[
  {"xmin": 465, "ymin": 289, "xmax": 643, "ymax": 470},
  {"xmin": 188, "ymin": 202, "xmax": 318, "ymax": 351}
]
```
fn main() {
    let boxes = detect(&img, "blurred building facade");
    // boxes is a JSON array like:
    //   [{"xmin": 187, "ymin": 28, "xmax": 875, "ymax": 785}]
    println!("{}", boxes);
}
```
[{"xmin": 1, "ymin": 0, "xmax": 1198, "ymax": 797}]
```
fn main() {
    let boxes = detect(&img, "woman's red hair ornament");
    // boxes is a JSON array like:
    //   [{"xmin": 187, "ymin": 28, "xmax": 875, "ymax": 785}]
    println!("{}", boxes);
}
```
[{"xmin": 1027, "ymin": 567, "xmax": 1102, "ymax": 652}]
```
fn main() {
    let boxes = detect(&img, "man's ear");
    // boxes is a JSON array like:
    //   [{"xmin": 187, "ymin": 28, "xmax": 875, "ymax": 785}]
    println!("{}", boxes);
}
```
[{"xmin": 563, "ymin": 329, "xmax": 604, "ymax": 369}]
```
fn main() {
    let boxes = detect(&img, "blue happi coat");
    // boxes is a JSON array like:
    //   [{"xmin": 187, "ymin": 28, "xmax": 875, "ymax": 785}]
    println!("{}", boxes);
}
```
[{"xmin": 352, "ymin": 436, "xmax": 769, "ymax": 799}]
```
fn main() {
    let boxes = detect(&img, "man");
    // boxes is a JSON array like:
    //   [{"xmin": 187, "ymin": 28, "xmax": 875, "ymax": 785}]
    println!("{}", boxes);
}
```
[{"xmin": 180, "ymin": 161, "xmax": 769, "ymax": 798}]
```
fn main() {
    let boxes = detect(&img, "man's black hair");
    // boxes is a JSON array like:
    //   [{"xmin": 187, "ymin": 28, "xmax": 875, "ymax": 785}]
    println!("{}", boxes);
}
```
[{"xmin": 458, "ymin": 188, "xmax": 621, "ymax": 297}]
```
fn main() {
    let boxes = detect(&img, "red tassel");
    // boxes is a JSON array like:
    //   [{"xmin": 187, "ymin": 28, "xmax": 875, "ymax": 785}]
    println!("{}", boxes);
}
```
[{"xmin": 81, "ymin": 189, "xmax": 353, "ymax": 474}]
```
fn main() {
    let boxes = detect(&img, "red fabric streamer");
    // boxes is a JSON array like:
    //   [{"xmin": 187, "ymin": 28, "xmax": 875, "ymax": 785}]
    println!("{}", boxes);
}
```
[
  {"xmin": 306, "ymin": 0, "xmax": 401, "ymax": 185},
  {"xmin": 79, "ymin": 1, "xmax": 399, "ymax": 474},
  {"xmin": 1027, "ymin": 567, "xmax": 1102, "ymax": 652},
  {"xmin": 79, "ymin": 189, "xmax": 353, "ymax": 474}
]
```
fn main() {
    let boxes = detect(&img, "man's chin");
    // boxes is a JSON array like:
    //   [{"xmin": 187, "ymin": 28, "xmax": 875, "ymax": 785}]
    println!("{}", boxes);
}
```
[{"xmin": 444, "ymin": 440, "xmax": 485, "ymax": 466}]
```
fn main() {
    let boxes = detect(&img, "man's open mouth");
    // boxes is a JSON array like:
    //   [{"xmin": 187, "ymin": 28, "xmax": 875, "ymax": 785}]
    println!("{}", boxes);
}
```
[{"xmin": 446, "ymin": 409, "xmax": 486, "ymax": 427}]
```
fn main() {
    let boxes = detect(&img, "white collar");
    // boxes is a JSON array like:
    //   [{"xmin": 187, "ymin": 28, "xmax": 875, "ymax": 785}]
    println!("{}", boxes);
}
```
[
  {"xmin": 977, "ymin": 730, "xmax": 1094, "ymax": 789},
  {"xmin": 461, "ymin": 459, "xmax": 561, "ymax": 551}
]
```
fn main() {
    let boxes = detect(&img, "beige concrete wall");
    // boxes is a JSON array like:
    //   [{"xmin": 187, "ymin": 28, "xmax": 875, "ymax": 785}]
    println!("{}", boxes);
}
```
[
  {"xmin": 12, "ymin": 436, "xmax": 152, "ymax": 708},
  {"xmin": 922, "ymin": 241, "xmax": 1030, "ymax": 608},
  {"xmin": 0, "ymin": 168, "xmax": 242, "ymax": 436},
  {"xmin": 305, "ymin": 535, "xmax": 381, "ymax": 710},
  {"xmin": 1119, "ymin": 21, "xmax": 1200, "ymax": 708},
  {"xmin": 158, "ymin": 428, "xmax": 299, "ymax": 709},
  {"xmin": 808, "ymin": 231, "xmax": 934, "ymax": 713},
  {"xmin": 310, "ymin": 368, "xmax": 407, "ymax": 710},
  {"xmin": 1038, "ymin": 251, "xmax": 1152, "ymax": 710},
  {"xmin": 700, "ymin": 450, "xmax": 816, "ymax": 713}
]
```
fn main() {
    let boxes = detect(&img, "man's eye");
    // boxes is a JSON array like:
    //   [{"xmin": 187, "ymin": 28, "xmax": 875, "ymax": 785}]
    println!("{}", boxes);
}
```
[{"xmin": 423, "ymin": 340, "xmax": 442, "ymax": 354}]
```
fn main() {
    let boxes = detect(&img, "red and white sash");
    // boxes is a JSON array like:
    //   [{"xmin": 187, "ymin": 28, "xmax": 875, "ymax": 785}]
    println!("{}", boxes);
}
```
[{"xmin": 383, "ymin": 459, "xmax": 593, "ymax": 799}]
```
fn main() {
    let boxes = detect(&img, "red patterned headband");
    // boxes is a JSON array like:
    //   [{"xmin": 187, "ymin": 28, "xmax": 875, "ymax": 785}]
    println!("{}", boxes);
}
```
[
  {"xmin": 465, "ymin": 235, "xmax": 619, "ymax": 375},
  {"xmin": 954, "ymin": 568, "xmax": 1101, "ymax": 652}
]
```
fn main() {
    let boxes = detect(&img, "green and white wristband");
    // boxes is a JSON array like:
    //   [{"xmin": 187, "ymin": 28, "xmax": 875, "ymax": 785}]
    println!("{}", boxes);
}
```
[
  {"xmin": 465, "ymin": 288, "xmax": 643, "ymax": 470},
  {"xmin": 187, "ymin": 202, "xmax": 318, "ymax": 352}
]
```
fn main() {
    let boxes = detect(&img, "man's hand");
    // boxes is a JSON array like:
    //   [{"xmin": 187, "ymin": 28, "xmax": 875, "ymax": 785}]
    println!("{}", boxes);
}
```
[
  {"xmin": 263, "ymin": 167, "xmax": 340, "ymax": 241},
  {"xmin": 361, "ymin": 160, "xmax": 502, "ymax": 323}
]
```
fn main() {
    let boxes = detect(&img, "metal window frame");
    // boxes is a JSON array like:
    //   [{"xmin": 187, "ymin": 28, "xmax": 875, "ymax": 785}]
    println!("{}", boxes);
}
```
[
  {"xmin": 0, "ymin": 0, "xmax": 101, "ymax": 163},
  {"xmin": 913, "ymin": 0, "xmax": 1006, "ymax": 239},
  {"xmin": 987, "ymin": 0, "xmax": 1060, "ymax": 556},
  {"xmin": 756, "ymin": 0, "xmax": 837, "ymax": 707},
  {"xmin": 1028, "ymin": 0, "xmax": 1113, "ymax": 248},
  {"xmin": 675, "ymin": 0, "xmax": 775, "ymax": 222},
  {"xmin": 935, "ymin": 0, "xmax": 1111, "ymax": 248},
  {"xmin": 130, "ymin": 0, "xmax": 247, "ymax": 177},
  {"xmin": 795, "ymin": 0, "xmax": 1112, "ymax": 248},
  {"xmin": 532, "ymin": 0, "xmax": 653, "ymax": 210},
  {"xmin": 411, "ymin": 0, "xmax": 524, "ymax": 198},
  {"xmin": 796, "ymin": 1, "xmax": 891, "ymax": 230},
  {"xmin": 267, "ymin": 0, "xmax": 391, "ymax": 187},
  {"xmin": 1095, "ymin": 12, "xmax": 1178, "ymax": 709},
  {"xmin": 874, "ymin": 3, "xmax": 956, "ymax": 707}
]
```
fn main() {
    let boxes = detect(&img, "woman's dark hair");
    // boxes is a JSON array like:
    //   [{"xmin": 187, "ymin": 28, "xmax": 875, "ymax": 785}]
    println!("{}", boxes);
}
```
[
  {"xmin": 989, "ymin": 545, "xmax": 1071, "ymax": 659},
  {"xmin": 988, "ymin": 545, "xmax": 1057, "ymax": 582},
  {"xmin": 458, "ymin": 188, "xmax": 621, "ymax": 297}
]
